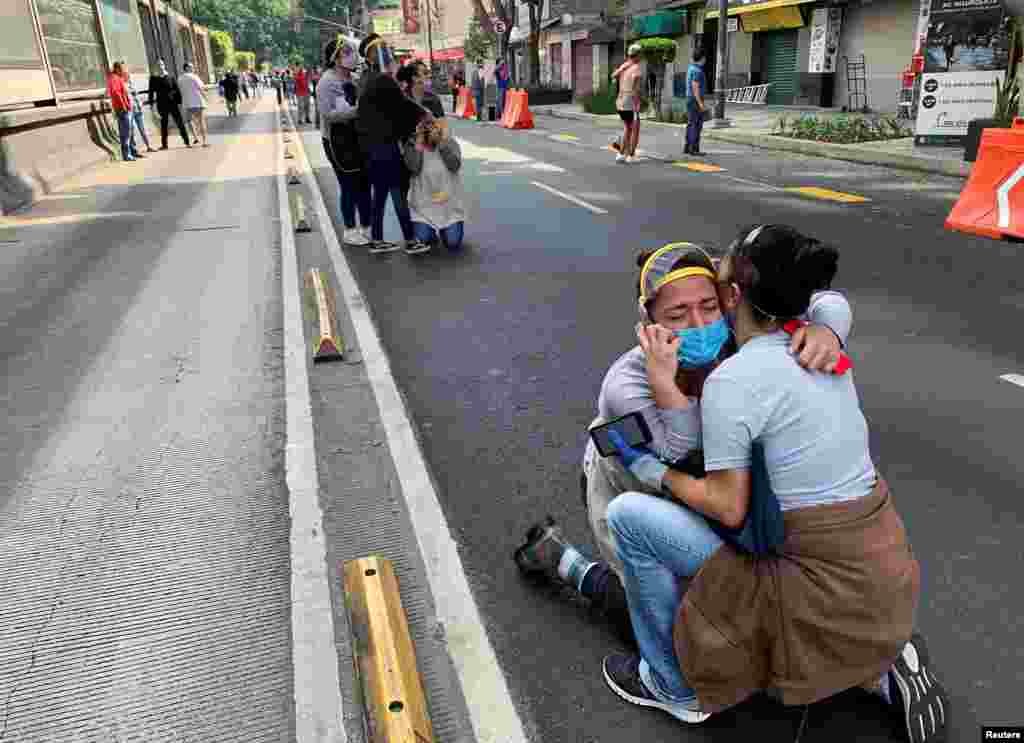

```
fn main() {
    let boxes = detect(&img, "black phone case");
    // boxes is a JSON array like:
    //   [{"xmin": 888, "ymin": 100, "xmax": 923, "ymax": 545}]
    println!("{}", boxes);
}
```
[{"xmin": 590, "ymin": 412, "xmax": 653, "ymax": 457}]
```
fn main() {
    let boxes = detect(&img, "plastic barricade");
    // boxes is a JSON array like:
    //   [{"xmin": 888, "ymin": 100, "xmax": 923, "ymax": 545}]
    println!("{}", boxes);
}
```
[
  {"xmin": 502, "ymin": 89, "xmax": 534, "ymax": 130},
  {"xmin": 458, "ymin": 87, "xmax": 477, "ymax": 120},
  {"xmin": 946, "ymin": 117, "xmax": 1024, "ymax": 241},
  {"xmin": 454, "ymin": 87, "xmax": 467, "ymax": 118},
  {"xmin": 500, "ymin": 90, "xmax": 520, "ymax": 128}
]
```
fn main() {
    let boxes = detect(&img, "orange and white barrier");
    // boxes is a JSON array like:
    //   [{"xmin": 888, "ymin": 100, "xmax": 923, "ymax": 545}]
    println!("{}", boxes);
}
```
[
  {"xmin": 946, "ymin": 117, "xmax": 1024, "ymax": 240},
  {"xmin": 454, "ymin": 87, "xmax": 477, "ymax": 120},
  {"xmin": 500, "ymin": 89, "xmax": 534, "ymax": 130}
]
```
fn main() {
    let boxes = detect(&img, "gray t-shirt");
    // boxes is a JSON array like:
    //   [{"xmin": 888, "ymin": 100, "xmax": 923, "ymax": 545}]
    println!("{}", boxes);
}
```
[
  {"xmin": 702, "ymin": 331, "xmax": 876, "ymax": 511},
  {"xmin": 595, "ymin": 290, "xmax": 853, "ymax": 463}
]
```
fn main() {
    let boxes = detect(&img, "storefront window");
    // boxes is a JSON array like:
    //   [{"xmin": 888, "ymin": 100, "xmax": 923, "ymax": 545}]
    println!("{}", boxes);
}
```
[
  {"xmin": 137, "ymin": 2, "xmax": 160, "ymax": 70},
  {"xmin": 0, "ymin": 0, "xmax": 45, "ymax": 68},
  {"xmin": 98, "ymin": 0, "xmax": 149, "ymax": 72},
  {"xmin": 35, "ymin": 0, "xmax": 107, "ymax": 91}
]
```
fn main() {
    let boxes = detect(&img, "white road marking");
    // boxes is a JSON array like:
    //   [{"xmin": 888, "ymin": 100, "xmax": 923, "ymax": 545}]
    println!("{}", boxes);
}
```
[
  {"xmin": 295, "ymin": 119, "xmax": 530, "ymax": 743},
  {"xmin": 996, "ymin": 163, "xmax": 1024, "ymax": 228},
  {"xmin": 999, "ymin": 373, "xmax": 1024, "ymax": 387},
  {"xmin": 277, "ymin": 113, "xmax": 347, "ymax": 743},
  {"xmin": 530, "ymin": 180, "xmax": 609, "ymax": 214}
]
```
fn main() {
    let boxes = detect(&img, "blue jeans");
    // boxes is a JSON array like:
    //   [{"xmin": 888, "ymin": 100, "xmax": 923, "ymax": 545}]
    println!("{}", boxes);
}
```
[
  {"xmin": 365, "ymin": 142, "xmax": 413, "ymax": 242},
  {"xmin": 412, "ymin": 221, "xmax": 464, "ymax": 250},
  {"xmin": 474, "ymin": 90, "xmax": 484, "ymax": 120},
  {"xmin": 340, "ymin": 171, "xmax": 371, "ymax": 230},
  {"xmin": 132, "ymin": 109, "xmax": 151, "ymax": 149},
  {"xmin": 116, "ymin": 111, "xmax": 137, "ymax": 160},
  {"xmin": 607, "ymin": 493, "xmax": 723, "ymax": 705},
  {"xmin": 685, "ymin": 100, "xmax": 704, "ymax": 152},
  {"xmin": 496, "ymin": 86, "xmax": 507, "ymax": 118}
]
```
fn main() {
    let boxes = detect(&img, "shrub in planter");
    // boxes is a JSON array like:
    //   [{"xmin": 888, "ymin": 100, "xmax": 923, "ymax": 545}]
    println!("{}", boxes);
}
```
[
  {"xmin": 774, "ymin": 114, "xmax": 911, "ymax": 144},
  {"xmin": 581, "ymin": 84, "xmax": 618, "ymax": 115},
  {"xmin": 966, "ymin": 75, "xmax": 1021, "ymax": 161}
]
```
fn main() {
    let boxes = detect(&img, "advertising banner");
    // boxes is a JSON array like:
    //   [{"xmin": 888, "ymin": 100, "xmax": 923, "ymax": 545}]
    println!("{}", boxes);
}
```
[
  {"xmin": 402, "ymin": 0, "xmax": 421, "ymax": 35},
  {"xmin": 808, "ymin": 6, "xmax": 842, "ymax": 73},
  {"xmin": 914, "ymin": 0, "xmax": 1011, "ymax": 144}
]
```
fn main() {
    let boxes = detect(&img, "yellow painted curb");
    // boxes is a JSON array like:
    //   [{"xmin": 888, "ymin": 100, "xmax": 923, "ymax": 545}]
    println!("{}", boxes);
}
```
[
  {"xmin": 784, "ymin": 186, "xmax": 870, "ymax": 203},
  {"xmin": 552, "ymin": 133, "xmax": 579, "ymax": 142},
  {"xmin": 343, "ymin": 556, "xmax": 435, "ymax": 743},
  {"xmin": 306, "ymin": 268, "xmax": 344, "ymax": 362},
  {"xmin": 290, "ymin": 192, "xmax": 312, "ymax": 232},
  {"xmin": 673, "ymin": 161, "xmax": 726, "ymax": 173}
]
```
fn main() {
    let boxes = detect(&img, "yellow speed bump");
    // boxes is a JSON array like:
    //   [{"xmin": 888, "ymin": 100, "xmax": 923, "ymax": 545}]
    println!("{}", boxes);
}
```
[
  {"xmin": 306, "ymin": 268, "xmax": 344, "ymax": 362},
  {"xmin": 553, "ymin": 133, "xmax": 579, "ymax": 142},
  {"xmin": 344, "ymin": 556, "xmax": 435, "ymax": 743},
  {"xmin": 785, "ymin": 186, "xmax": 870, "ymax": 203},
  {"xmin": 290, "ymin": 192, "xmax": 312, "ymax": 233},
  {"xmin": 673, "ymin": 161, "xmax": 725, "ymax": 173}
]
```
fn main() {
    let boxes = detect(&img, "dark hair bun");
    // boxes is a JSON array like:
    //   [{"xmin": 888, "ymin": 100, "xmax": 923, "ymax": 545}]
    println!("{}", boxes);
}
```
[
  {"xmin": 794, "ymin": 239, "xmax": 838, "ymax": 292},
  {"xmin": 737, "ymin": 225, "xmax": 839, "ymax": 318}
]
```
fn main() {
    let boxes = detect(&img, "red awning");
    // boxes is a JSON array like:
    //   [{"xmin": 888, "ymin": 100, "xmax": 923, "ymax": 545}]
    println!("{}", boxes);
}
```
[{"xmin": 414, "ymin": 47, "xmax": 464, "ymax": 62}]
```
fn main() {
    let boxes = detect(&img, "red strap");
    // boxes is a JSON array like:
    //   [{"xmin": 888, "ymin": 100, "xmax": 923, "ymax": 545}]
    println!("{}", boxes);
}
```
[{"xmin": 782, "ymin": 320, "xmax": 853, "ymax": 375}]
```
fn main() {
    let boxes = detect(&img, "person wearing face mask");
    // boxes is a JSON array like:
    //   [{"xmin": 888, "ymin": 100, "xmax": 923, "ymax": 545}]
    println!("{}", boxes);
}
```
[
  {"xmin": 356, "ymin": 33, "xmax": 434, "ymax": 255},
  {"xmin": 600, "ymin": 225, "xmax": 946, "ymax": 743},
  {"xmin": 513, "ymin": 242, "xmax": 851, "ymax": 647}
]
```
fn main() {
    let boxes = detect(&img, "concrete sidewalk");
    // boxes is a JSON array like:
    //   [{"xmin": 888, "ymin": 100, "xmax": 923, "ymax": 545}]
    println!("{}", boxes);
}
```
[{"xmin": 531, "ymin": 102, "xmax": 972, "ymax": 178}]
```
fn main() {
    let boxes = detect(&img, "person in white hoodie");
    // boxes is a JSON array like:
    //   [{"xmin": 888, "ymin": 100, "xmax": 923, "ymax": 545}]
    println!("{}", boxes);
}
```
[
  {"xmin": 178, "ymin": 62, "xmax": 209, "ymax": 147},
  {"xmin": 402, "ymin": 118, "xmax": 465, "ymax": 252}
]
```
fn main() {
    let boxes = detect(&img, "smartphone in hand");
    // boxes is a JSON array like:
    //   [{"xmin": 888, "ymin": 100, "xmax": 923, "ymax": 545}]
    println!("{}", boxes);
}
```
[{"xmin": 590, "ymin": 412, "xmax": 653, "ymax": 458}]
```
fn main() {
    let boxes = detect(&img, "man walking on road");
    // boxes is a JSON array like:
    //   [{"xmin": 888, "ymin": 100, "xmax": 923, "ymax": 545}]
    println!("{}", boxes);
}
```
[
  {"xmin": 612, "ymin": 44, "xmax": 643, "ymax": 163},
  {"xmin": 685, "ymin": 48, "xmax": 707, "ymax": 156},
  {"xmin": 295, "ymin": 66, "xmax": 312, "ymax": 125},
  {"xmin": 178, "ymin": 62, "xmax": 210, "ymax": 147},
  {"xmin": 149, "ymin": 60, "xmax": 191, "ymax": 149}
]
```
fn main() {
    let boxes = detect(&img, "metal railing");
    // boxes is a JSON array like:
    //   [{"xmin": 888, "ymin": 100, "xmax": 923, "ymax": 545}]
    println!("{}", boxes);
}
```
[{"xmin": 723, "ymin": 83, "xmax": 771, "ymax": 104}]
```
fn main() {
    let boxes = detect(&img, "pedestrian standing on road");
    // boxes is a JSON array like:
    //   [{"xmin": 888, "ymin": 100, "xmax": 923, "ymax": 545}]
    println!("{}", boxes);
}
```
[
  {"xmin": 222, "ymin": 70, "xmax": 240, "ymax": 117},
  {"xmin": 612, "ymin": 44, "xmax": 643, "ymax": 163},
  {"xmin": 178, "ymin": 62, "xmax": 210, "ymax": 148},
  {"xmin": 149, "ymin": 60, "xmax": 191, "ymax": 149},
  {"xmin": 515, "ymin": 242, "xmax": 853, "ymax": 648},
  {"xmin": 495, "ymin": 58, "xmax": 510, "ymax": 119},
  {"xmin": 286, "ymin": 70, "xmax": 296, "ymax": 106},
  {"xmin": 107, "ymin": 61, "xmax": 140, "ymax": 162},
  {"xmin": 311, "ymin": 66, "xmax": 321, "ymax": 126},
  {"xmin": 398, "ymin": 61, "xmax": 445, "ymax": 118},
  {"xmin": 471, "ymin": 61, "xmax": 486, "ymax": 121},
  {"xmin": 356, "ymin": 33, "xmax": 433, "ymax": 254},
  {"xmin": 318, "ymin": 38, "xmax": 372, "ymax": 246},
  {"xmin": 596, "ymin": 225, "xmax": 948, "ymax": 743},
  {"xmin": 684, "ymin": 48, "xmax": 707, "ymax": 157},
  {"xmin": 403, "ymin": 118, "xmax": 465, "ymax": 252},
  {"xmin": 295, "ymin": 66, "xmax": 312, "ymax": 124},
  {"xmin": 124, "ymin": 65, "xmax": 156, "ymax": 154},
  {"xmin": 274, "ymin": 71, "xmax": 284, "ymax": 106}
]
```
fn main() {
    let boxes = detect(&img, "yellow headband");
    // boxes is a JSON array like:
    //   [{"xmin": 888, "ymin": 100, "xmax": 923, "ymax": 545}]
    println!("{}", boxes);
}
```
[{"xmin": 639, "ymin": 242, "xmax": 716, "ymax": 302}]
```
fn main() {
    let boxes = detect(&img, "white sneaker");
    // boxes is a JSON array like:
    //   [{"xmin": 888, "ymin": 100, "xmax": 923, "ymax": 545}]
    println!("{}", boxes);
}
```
[
  {"xmin": 626, "ymin": 155, "xmax": 638, "ymax": 164},
  {"xmin": 615, "ymin": 153, "xmax": 626, "ymax": 163},
  {"xmin": 359, "ymin": 226, "xmax": 371, "ymax": 242},
  {"xmin": 344, "ymin": 228, "xmax": 368, "ymax": 246}
]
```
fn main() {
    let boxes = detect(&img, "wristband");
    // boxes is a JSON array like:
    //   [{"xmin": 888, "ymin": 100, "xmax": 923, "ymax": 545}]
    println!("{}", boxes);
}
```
[{"xmin": 783, "ymin": 320, "xmax": 852, "ymax": 375}]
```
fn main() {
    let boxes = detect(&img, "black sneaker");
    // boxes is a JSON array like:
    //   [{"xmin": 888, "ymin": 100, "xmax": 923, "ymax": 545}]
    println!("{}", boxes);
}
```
[
  {"xmin": 404, "ymin": 240, "xmax": 431, "ymax": 255},
  {"xmin": 889, "ymin": 633, "xmax": 948, "ymax": 743},
  {"xmin": 602, "ymin": 653, "xmax": 710, "ymax": 724},
  {"xmin": 368, "ymin": 240, "xmax": 401, "ymax": 254},
  {"xmin": 513, "ymin": 516, "xmax": 566, "ymax": 578}
]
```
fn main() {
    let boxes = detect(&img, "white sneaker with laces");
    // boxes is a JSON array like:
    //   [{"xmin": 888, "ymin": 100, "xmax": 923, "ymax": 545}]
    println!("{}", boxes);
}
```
[
  {"xmin": 344, "ymin": 228, "xmax": 368, "ymax": 246},
  {"xmin": 360, "ymin": 226, "xmax": 371, "ymax": 242}
]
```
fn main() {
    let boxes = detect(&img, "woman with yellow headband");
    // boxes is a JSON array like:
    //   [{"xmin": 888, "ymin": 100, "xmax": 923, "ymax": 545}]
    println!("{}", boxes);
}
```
[
  {"xmin": 601, "ymin": 225, "xmax": 945, "ymax": 743},
  {"xmin": 514, "ymin": 241, "xmax": 851, "ymax": 646}
]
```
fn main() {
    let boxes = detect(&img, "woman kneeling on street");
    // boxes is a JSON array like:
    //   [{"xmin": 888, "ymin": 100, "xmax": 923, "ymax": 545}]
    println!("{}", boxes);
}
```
[
  {"xmin": 514, "ymin": 241, "xmax": 850, "ymax": 647},
  {"xmin": 402, "ymin": 118, "xmax": 465, "ymax": 252},
  {"xmin": 602, "ymin": 224, "xmax": 948, "ymax": 743}
]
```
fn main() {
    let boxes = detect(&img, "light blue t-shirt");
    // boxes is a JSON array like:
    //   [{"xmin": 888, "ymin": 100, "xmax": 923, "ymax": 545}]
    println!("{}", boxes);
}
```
[
  {"xmin": 685, "ymin": 62, "xmax": 705, "ymax": 102},
  {"xmin": 702, "ymin": 331, "xmax": 876, "ymax": 511}
]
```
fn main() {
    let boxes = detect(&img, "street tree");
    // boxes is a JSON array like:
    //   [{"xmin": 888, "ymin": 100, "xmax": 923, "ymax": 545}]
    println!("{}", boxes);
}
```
[
  {"xmin": 465, "ymin": 0, "xmax": 513, "ymax": 69},
  {"xmin": 209, "ymin": 29, "xmax": 236, "ymax": 71}
]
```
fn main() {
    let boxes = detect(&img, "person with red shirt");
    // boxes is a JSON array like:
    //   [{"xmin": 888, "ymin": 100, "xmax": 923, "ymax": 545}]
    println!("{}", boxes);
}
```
[
  {"xmin": 107, "ymin": 61, "xmax": 141, "ymax": 162},
  {"xmin": 295, "ymin": 66, "xmax": 311, "ymax": 125}
]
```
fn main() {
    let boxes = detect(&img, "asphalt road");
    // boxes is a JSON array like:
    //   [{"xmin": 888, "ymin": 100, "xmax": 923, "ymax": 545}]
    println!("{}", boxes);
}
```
[
  {"xmin": 306, "ymin": 115, "xmax": 1024, "ymax": 742},
  {"xmin": 0, "ymin": 101, "xmax": 295, "ymax": 742}
]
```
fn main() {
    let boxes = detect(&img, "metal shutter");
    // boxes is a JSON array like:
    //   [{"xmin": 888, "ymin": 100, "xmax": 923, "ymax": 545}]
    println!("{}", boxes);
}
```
[{"xmin": 762, "ymin": 29, "xmax": 798, "ymax": 104}]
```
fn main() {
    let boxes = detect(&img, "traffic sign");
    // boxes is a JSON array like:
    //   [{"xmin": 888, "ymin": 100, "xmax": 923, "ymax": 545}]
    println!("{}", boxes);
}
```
[{"xmin": 493, "ymin": 19, "xmax": 506, "ymax": 32}]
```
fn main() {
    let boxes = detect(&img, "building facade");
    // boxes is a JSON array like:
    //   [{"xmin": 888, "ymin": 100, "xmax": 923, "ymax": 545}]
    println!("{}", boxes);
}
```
[{"xmin": 1, "ymin": 0, "xmax": 215, "ymax": 109}]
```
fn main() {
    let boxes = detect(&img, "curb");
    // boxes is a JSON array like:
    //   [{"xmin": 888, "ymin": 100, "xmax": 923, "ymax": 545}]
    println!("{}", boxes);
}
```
[{"xmin": 532, "ymin": 107, "xmax": 971, "ymax": 179}]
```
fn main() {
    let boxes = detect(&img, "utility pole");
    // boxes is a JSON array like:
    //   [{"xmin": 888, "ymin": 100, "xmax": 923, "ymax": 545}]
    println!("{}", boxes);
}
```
[
  {"xmin": 712, "ymin": 0, "xmax": 732, "ymax": 127},
  {"xmin": 425, "ymin": 0, "xmax": 434, "ymax": 66}
]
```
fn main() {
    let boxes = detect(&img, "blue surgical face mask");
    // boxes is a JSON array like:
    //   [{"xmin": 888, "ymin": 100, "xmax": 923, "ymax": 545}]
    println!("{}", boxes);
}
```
[{"xmin": 674, "ymin": 317, "xmax": 731, "ymax": 369}]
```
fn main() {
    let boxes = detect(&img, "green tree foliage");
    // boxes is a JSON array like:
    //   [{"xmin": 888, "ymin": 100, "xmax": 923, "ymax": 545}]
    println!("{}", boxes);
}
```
[
  {"xmin": 634, "ymin": 37, "xmax": 675, "ymax": 120},
  {"xmin": 463, "ymin": 14, "xmax": 495, "ymax": 64},
  {"xmin": 235, "ymin": 50, "xmax": 257, "ymax": 70},
  {"xmin": 209, "ymin": 29, "xmax": 235, "ymax": 70}
]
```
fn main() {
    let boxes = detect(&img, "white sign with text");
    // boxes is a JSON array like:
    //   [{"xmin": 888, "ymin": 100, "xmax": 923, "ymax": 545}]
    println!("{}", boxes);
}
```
[{"xmin": 914, "ymin": 69, "xmax": 1000, "ymax": 137}]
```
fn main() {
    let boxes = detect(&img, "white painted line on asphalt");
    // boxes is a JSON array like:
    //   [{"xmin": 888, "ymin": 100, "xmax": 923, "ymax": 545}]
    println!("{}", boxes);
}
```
[
  {"xmin": 276, "ymin": 111, "xmax": 347, "ymax": 743},
  {"xmin": 295, "ymin": 118, "xmax": 530, "ymax": 743},
  {"xmin": 530, "ymin": 180, "xmax": 609, "ymax": 214},
  {"xmin": 999, "ymin": 373, "xmax": 1024, "ymax": 388},
  {"xmin": 997, "ymin": 163, "xmax": 1024, "ymax": 228}
]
